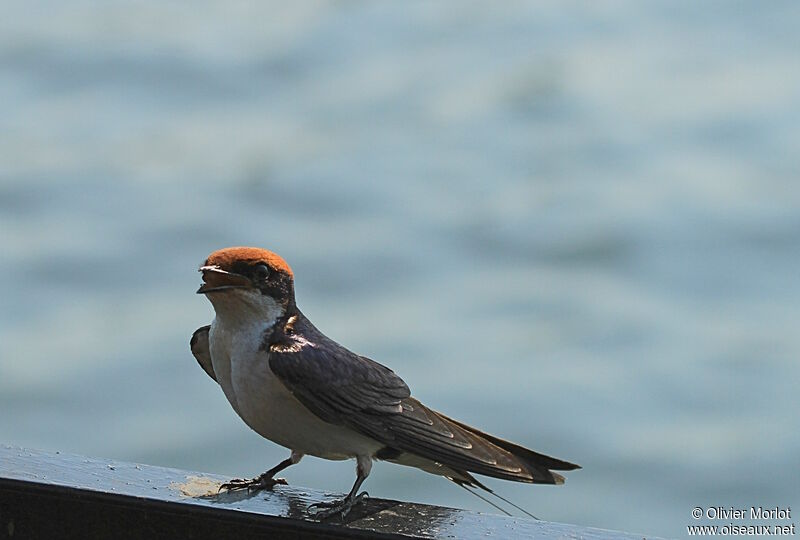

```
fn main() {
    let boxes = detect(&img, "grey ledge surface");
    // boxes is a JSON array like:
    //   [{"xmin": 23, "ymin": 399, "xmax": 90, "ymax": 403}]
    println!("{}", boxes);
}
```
[{"xmin": 0, "ymin": 445, "xmax": 662, "ymax": 539}]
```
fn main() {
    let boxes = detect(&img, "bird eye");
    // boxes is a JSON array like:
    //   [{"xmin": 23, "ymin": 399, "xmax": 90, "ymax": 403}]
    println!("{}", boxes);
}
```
[{"xmin": 253, "ymin": 263, "xmax": 270, "ymax": 281}]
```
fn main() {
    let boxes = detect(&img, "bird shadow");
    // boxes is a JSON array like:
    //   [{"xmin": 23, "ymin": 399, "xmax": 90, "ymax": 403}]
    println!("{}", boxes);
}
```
[
  {"xmin": 314, "ymin": 497, "xmax": 403, "ymax": 525},
  {"xmin": 196, "ymin": 486, "xmax": 403, "ymax": 524}
]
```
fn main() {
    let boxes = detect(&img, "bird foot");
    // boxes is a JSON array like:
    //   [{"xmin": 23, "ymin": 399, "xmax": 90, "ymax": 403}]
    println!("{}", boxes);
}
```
[
  {"xmin": 308, "ymin": 491, "xmax": 369, "ymax": 520},
  {"xmin": 219, "ymin": 473, "xmax": 288, "ymax": 493}
]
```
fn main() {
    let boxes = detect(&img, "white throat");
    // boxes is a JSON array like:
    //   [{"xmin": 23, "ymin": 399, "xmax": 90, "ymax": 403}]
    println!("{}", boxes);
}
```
[{"xmin": 205, "ymin": 288, "xmax": 285, "ymax": 333}]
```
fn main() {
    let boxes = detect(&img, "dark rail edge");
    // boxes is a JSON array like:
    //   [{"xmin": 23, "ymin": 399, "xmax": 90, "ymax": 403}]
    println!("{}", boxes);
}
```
[{"xmin": 0, "ymin": 445, "xmax": 662, "ymax": 540}]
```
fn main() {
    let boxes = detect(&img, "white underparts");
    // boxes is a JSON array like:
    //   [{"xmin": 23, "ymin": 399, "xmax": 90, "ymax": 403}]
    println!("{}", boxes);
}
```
[{"xmin": 205, "ymin": 289, "xmax": 383, "ymax": 461}]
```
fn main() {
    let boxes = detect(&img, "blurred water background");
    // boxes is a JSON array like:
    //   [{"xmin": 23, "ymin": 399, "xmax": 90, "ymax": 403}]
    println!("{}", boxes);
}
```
[{"xmin": 2, "ymin": 2, "xmax": 799, "ymax": 537}]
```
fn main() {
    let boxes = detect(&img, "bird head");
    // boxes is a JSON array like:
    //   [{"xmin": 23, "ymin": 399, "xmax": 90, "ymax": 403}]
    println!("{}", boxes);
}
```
[{"xmin": 198, "ymin": 247, "xmax": 295, "ymax": 325}]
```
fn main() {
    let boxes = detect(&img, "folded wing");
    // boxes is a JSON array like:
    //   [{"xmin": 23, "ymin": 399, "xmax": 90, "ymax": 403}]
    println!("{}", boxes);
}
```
[
  {"xmin": 268, "ymin": 314, "xmax": 579, "ymax": 485},
  {"xmin": 191, "ymin": 325, "xmax": 216, "ymax": 381}
]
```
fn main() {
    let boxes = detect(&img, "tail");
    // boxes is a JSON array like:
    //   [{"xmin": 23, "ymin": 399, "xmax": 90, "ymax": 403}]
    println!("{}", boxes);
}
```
[
  {"xmin": 436, "ymin": 410, "xmax": 580, "ymax": 485},
  {"xmin": 371, "ymin": 397, "xmax": 580, "ymax": 487},
  {"xmin": 449, "ymin": 472, "xmax": 541, "ymax": 519}
]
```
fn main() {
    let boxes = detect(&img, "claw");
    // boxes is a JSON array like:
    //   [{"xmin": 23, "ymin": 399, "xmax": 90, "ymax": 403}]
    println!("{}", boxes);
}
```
[
  {"xmin": 309, "ymin": 491, "xmax": 369, "ymax": 519},
  {"xmin": 219, "ymin": 474, "xmax": 288, "ymax": 493}
]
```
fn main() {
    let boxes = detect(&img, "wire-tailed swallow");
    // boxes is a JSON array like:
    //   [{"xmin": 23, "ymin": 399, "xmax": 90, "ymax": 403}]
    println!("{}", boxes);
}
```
[{"xmin": 191, "ymin": 247, "xmax": 579, "ymax": 518}]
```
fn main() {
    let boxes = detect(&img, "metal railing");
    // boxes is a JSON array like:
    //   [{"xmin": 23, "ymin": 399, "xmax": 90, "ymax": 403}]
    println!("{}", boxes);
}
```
[{"xmin": 0, "ymin": 445, "xmax": 657, "ymax": 539}]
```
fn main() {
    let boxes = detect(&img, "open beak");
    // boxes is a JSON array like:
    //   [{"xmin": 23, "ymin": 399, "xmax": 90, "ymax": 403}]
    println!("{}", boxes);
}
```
[{"xmin": 197, "ymin": 266, "xmax": 252, "ymax": 294}]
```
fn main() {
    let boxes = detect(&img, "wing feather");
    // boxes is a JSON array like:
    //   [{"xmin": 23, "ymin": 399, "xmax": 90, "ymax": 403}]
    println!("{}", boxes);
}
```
[
  {"xmin": 268, "ymin": 313, "xmax": 575, "ymax": 484},
  {"xmin": 190, "ymin": 325, "xmax": 216, "ymax": 381}
]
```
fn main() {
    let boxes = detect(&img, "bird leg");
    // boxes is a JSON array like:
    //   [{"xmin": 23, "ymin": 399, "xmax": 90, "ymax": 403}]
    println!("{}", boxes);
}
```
[
  {"xmin": 220, "ymin": 451, "xmax": 303, "ymax": 492},
  {"xmin": 309, "ymin": 456, "xmax": 371, "ymax": 519}
]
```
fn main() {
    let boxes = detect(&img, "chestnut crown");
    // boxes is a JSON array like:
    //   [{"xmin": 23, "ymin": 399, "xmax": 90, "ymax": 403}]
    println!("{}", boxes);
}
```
[{"xmin": 200, "ymin": 247, "xmax": 295, "ymax": 304}]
